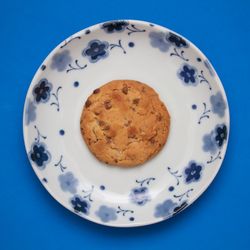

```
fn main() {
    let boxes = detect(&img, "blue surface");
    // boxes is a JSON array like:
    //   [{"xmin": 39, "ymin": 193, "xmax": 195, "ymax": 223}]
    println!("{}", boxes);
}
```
[{"xmin": 1, "ymin": 0, "xmax": 250, "ymax": 249}]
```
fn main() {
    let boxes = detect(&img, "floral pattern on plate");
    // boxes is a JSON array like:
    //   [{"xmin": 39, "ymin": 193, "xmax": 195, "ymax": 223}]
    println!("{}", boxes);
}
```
[
  {"xmin": 148, "ymin": 31, "xmax": 188, "ymax": 52},
  {"xmin": 83, "ymin": 39, "xmax": 109, "ymax": 63},
  {"xmin": 203, "ymin": 124, "xmax": 228, "ymax": 154},
  {"xmin": 58, "ymin": 172, "xmax": 78, "ymax": 194},
  {"xmin": 102, "ymin": 21, "xmax": 129, "ymax": 33},
  {"xmin": 95, "ymin": 205, "xmax": 117, "ymax": 223},
  {"xmin": 32, "ymin": 78, "xmax": 52, "ymax": 103},
  {"xmin": 25, "ymin": 99, "xmax": 36, "ymax": 125},
  {"xmin": 210, "ymin": 92, "xmax": 227, "ymax": 118},
  {"xmin": 51, "ymin": 50, "xmax": 72, "ymax": 72},
  {"xmin": 184, "ymin": 161, "xmax": 203, "ymax": 184},
  {"xmin": 149, "ymin": 31, "xmax": 171, "ymax": 52},
  {"xmin": 130, "ymin": 187, "xmax": 150, "ymax": 206},
  {"xmin": 166, "ymin": 32, "xmax": 188, "ymax": 48},
  {"xmin": 129, "ymin": 177, "xmax": 155, "ymax": 206},
  {"xmin": 178, "ymin": 64, "xmax": 198, "ymax": 85},
  {"xmin": 70, "ymin": 195, "xmax": 90, "ymax": 215},
  {"xmin": 154, "ymin": 199, "xmax": 177, "ymax": 218},
  {"xmin": 154, "ymin": 199, "xmax": 189, "ymax": 219},
  {"xmin": 29, "ymin": 142, "xmax": 51, "ymax": 170},
  {"xmin": 173, "ymin": 201, "xmax": 188, "ymax": 215}
]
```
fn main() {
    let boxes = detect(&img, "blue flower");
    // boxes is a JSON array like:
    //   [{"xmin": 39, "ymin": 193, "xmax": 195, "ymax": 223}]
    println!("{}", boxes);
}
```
[
  {"xmin": 210, "ymin": 92, "xmax": 226, "ymax": 118},
  {"xmin": 29, "ymin": 143, "xmax": 51, "ymax": 170},
  {"xmin": 203, "ymin": 132, "xmax": 217, "ymax": 154},
  {"xmin": 184, "ymin": 161, "xmax": 203, "ymax": 183},
  {"xmin": 178, "ymin": 64, "xmax": 198, "ymax": 85},
  {"xmin": 203, "ymin": 124, "xmax": 228, "ymax": 154},
  {"xmin": 70, "ymin": 195, "xmax": 90, "ymax": 215},
  {"xmin": 51, "ymin": 50, "xmax": 72, "ymax": 72},
  {"xmin": 167, "ymin": 32, "xmax": 188, "ymax": 48},
  {"xmin": 83, "ymin": 40, "xmax": 109, "ymax": 63},
  {"xmin": 173, "ymin": 201, "xmax": 188, "ymax": 215},
  {"xmin": 149, "ymin": 31, "xmax": 171, "ymax": 52},
  {"xmin": 33, "ymin": 78, "xmax": 52, "ymax": 103},
  {"xmin": 95, "ymin": 205, "xmax": 117, "ymax": 223},
  {"xmin": 154, "ymin": 199, "xmax": 177, "ymax": 218},
  {"xmin": 215, "ymin": 124, "xmax": 227, "ymax": 147},
  {"xmin": 25, "ymin": 100, "xmax": 36, "ymax": 125},
  {"xmin": 130, "ymin": 187, "xmax": 150, "ymax": 206},
  {"xmin": 58, "ymin": 172, "xmax": 78, "ymax": 194},
  {"xmin": 102, "ymin": 21, "xmax": 129, "ymax": 33}
]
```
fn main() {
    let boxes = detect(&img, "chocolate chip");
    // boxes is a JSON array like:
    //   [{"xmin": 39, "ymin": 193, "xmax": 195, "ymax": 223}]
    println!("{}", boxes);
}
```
[
  {"xmin": 157, "ymin": 115, "xmax": 162, "ymax": 121},
  {"xmin": 122, "ymin": 85, "xmax": 128, "ymax": 94},
  {"xmin": 98, "ymin": 120, "xmax": 110, "ymax": 130},
  {"xmin": 105, "ymin": 136, "xmax": 112, "ymax": 143},
  {"xmin": 93, "ymin": 88, "xmax": 100, "ymax": 94},
  {"xmin": 103, "ymin": 125, "xmax": 110, "ymax": 130},
  {"xmin": 114, "ymin": 159, "xmax": 118, "ymax": 163},
  {"xmin": 128, "ymin": 126, "xmax": 137, "ymax": 138},
  {"xmin": 149, "ymin": 138, "xmax": 155, "ymax": 144},
  {"xmin": 85, "ymin": 99, "xmax": 91, "ymax": 108},
  {"xmin": 104, "ymin": 100, "xmax": 112, "ymax": 109},
  {"xmin": 99, "ymin": 120, "xmax": 105, "ymax": 127},
  {"xmin": 124, "ymin": 120, "xmax": 132, "ymax": 127},
  {"xmin": 133, "ymin": 98, "xmax": 140, "ymax": 105}
]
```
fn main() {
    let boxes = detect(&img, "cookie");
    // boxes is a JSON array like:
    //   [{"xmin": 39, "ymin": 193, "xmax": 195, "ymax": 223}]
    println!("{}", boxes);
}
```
[{"xmin": 80, "ymin": 80, "xmax": 170, "ymax": 167}]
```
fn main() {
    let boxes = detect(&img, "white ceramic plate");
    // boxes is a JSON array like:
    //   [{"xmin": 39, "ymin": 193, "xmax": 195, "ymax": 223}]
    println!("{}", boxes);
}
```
[{"xmin": 23, "ymin": 20, "xmax": 229, "ymax": 227}]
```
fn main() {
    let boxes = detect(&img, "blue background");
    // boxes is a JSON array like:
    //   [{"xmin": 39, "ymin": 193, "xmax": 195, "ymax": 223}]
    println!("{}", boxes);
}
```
[{"xmin": 1, "ymin": 0, "xmax": 250, "ymax": 249}]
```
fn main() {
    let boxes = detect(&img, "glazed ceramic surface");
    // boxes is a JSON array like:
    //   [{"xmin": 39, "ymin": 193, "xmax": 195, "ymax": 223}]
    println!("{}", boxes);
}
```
[{"xmin": 23, "ymin": 20, "xmax": 229, "ymax": 227}]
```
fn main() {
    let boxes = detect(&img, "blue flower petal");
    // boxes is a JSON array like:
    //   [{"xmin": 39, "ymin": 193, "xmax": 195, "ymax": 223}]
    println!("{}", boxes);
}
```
[
  {"xmin": 154, "ymin": 199, "xmax": 177, "ymax": 218},
  {"xmin": 102, "ymin": 21, "xmax": 129, "ymax": 33},
  {"xmin": 167, "ymin": 32, "xmax": 188, "ymax": 48},
  {"xmin": 51, "ymin": 50, "xmax": 72, "ymax": 72},
  {"xmin": 203, "ymin": 132, "xmax": 217, "ymax": 154},
  {"xmin": 210, "ymin": 92, "xmax": 226, "ymax": 118},
  {"xmin": 59, "ymin": 172, "xmax": 78, "ymax": 194},
  {"xmin": 95, "ymin": 205, "xmax": 117, "ymax": 223},
  {"xmin": 149, "ymin": 31, "xmax": 170, "ymax": 52},
  {"xmin": 25, "ymin": 100, "xmax": 36, "ymax": 125},
  {"xmin": 130, "ymin": 187, "xmax": 150, "ymax": 206}
]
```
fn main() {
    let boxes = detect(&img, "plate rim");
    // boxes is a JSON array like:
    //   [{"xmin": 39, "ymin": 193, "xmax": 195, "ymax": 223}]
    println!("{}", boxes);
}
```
[{"xmin": 23, "ymin": 19, "xmax": 230, "ymax": 227}]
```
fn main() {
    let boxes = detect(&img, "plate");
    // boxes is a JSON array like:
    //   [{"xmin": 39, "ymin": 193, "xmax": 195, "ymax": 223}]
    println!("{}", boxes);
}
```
[{"xmin": 23, "ymin": 20, "xmax": 230, "ymax": 227}]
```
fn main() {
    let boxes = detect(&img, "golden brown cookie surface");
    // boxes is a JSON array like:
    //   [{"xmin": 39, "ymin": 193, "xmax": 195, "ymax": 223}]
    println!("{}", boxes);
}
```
[{"xmin": 80, "ymin": 80, "xmax": 170, "ymax": 167}]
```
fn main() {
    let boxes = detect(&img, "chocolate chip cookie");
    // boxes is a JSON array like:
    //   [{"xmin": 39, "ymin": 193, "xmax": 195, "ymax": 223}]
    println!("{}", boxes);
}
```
[{"xmin": 80, "ymin": 80, "xmax": 170, "ymax": 167}]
